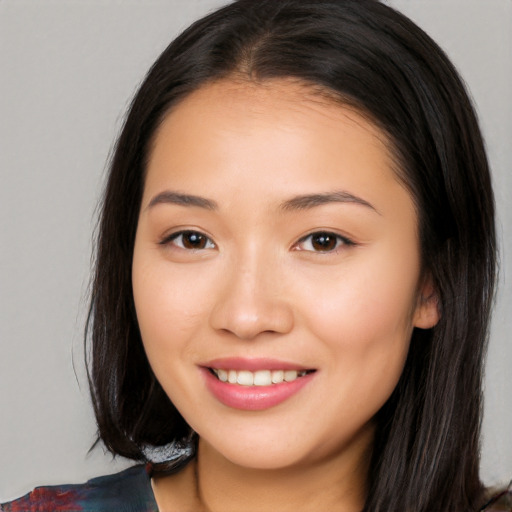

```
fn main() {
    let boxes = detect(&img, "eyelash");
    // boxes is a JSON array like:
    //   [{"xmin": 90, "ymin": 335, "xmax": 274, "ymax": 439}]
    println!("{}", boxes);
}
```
[
  {"xmin": 159, "ymin": 230, "xmax": 216, "ymax": 251},
  {"xmin": 160, "ymin": 230, "xmax": 354, "ymax": 253},
  {"xmin": 294, "ymin": 231, "xmax": 355, "ymax": 253}
]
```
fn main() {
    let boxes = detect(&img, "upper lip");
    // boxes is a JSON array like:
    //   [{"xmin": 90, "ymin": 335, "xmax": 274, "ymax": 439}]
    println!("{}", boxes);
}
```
[{"xmin": 201, "ymin": 357, "xmax": 314, "ymax": 372}]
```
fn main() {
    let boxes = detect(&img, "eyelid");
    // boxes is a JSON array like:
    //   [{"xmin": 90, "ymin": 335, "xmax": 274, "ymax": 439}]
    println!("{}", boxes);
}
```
[
  {"xmin": 293, "ymin": 231, "xmax": 355, "ymax": 253},
  {"xmin": 159, "ymin": 229, "xmax": 216, "ymax": 250}
]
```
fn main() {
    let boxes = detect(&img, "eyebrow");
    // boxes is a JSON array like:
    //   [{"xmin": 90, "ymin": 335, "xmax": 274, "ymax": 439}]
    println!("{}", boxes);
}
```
[
  {"xmin": 280, "ymin": 190, "xmax": 379, "ymax": 214},
  {"xmin": 146, "ymin": 191, "xmax": 218, "ymax": 211},
  {"xmin": 146, "ymin": 189, "xmax": 379, "ymax": 214}
]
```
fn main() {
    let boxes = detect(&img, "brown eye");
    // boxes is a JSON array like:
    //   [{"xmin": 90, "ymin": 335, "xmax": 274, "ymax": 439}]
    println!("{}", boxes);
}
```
[
  {"xmin": 181, "ymin": 231, "xmax": 208, "ymax": 249},
  {"xmin": 164, "ymin": 231, "xmax": 215, "ymax": 250},
  {"xmin": 295, "ymin": 231, "xmax": 353, "ymax": 253},
  {"xmin": 310, "ymin": 233, "xmax": 337, "ymax": 251}
]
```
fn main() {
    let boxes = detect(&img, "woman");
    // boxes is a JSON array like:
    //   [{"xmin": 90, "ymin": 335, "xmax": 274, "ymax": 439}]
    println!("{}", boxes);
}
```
[{"xmin": 2, "ymin": 0, "xmax": 509, "ymax": 510}]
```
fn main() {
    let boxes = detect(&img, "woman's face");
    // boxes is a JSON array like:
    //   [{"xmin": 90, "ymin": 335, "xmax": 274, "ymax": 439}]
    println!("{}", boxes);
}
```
[{"xmin": 132, "ymin": 79, "xmax": 438, "ymax": 471}]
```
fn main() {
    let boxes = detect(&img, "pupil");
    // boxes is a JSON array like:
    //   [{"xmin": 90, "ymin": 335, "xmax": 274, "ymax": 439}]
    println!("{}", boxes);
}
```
[
  {"xmin": 312, "ymin": 233, "xmax": 336, "ymax": 251},
  {"xmin": 183, "ymin": 232, "xmax": 206, "ymax": 249}
]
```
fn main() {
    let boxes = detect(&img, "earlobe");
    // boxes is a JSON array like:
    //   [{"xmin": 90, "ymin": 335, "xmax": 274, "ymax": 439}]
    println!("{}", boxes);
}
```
[{"xmin": 413, "ymin": 276, "xmax": 440, "ymax": 329}]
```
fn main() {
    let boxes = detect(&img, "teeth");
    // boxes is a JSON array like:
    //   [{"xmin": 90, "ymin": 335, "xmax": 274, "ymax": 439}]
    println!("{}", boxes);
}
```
[
  {"xmin": 284, "ymin": 370, "xmax": 298, "ymax": 382},
  {"xmin": 237, "ymin": 371, "xmax": 254, "ymax": 386},
  {"xmin": 212, "ymin": 368, "xmax": 309, "ymax": 386},
  {"xmin": 217, "ymin": 369, "xmax": 228, "ymax": 382},
  {"xmin": 271, "ymin": 370, "xmax": 284, "ymax": 384},
  {"xmin": 253, "ymin": 370, "xmax": 272, "ymax": 386}
]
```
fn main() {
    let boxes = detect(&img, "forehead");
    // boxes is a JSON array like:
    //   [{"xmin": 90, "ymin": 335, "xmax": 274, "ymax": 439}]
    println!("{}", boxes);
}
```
[
  {"xmin": 155, "ymin": 78, "xmax": 391, "ymax": 150},
  {"xmin": 147, "ymin": 78, "xmax": 396, "ymax": 174},
  {"xmin": 143, "ymin": 78, "xmax": 410, "ymax": 218}
]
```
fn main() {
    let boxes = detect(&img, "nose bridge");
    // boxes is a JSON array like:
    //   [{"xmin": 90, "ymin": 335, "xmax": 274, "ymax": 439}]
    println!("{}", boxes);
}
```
[{"xmin": 209, "ymin": 242, "xmax": 293, "ymax": 340}]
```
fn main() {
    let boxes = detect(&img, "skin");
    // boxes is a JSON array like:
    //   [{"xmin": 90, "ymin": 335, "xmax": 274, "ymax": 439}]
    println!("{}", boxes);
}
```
[{"xmin": 132, "ymin": 79, "xmax": 439, "ymax": 512}]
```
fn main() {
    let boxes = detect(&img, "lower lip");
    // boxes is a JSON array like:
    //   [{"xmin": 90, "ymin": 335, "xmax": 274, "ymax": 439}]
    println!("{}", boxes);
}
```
[{"xmin": 202, "ymin": 368, "xmax": 315, "ymax": 411}]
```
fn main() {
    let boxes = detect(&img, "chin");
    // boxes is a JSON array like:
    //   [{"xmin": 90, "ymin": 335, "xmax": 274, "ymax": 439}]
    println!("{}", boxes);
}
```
[
  {"xmin": 218, "ymin": 444, "xmax": 309, "ymax": 471},
  {"xmin": 197, "ymin": 428, "xmax": 312, "ymax": 470}
]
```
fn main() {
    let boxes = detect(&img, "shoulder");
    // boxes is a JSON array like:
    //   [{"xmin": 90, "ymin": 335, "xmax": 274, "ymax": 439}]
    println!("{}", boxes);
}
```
[
  {"xmin": 0, "ymin": 465, "xmax": 158, "ymax": 512},
  {"xmin": 480, "ymin": 482, "xmax": 512, "ymax": 511}
]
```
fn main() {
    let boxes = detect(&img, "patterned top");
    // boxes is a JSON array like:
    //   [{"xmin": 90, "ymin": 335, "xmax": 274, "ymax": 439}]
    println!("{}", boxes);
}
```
[
  {"xmin": 0, "ymin": 465, "xmax": 157, "ymax": 512},
  {"xmin": 1, "ymin": 465, "xmax": 510, "ymax": 511},
  {"xmin": 482, "ymin": 484, "xmax": 512, "ymax": 511}
]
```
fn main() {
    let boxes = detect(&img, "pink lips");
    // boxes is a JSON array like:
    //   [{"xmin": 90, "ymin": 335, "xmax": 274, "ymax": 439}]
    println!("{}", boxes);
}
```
[{"xmin": 201, "ymin": 358, "xmax": 315, "ymax": 411}]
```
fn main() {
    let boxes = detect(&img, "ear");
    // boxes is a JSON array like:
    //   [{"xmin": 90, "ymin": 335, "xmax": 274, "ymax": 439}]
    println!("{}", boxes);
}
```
[{"xmin": 413, "ymin": 274, "xmax": 440, "ymax": 329}]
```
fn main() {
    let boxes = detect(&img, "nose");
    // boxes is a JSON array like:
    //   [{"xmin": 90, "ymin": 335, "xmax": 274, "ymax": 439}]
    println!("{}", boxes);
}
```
[{"xmin": 209, "ymin": 255, "xmax": 294, "ymax": 340}]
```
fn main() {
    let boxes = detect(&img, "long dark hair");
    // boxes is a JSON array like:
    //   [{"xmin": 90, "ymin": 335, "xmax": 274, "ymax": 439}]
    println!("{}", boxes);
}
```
[{"xmin": 87, "ymin": 1, "xmax": 496, "ymax": 510}]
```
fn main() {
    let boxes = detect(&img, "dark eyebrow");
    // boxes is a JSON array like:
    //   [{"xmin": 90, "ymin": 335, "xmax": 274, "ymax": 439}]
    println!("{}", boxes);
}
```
[
  {"xmin": 280, "ymin": 190, "xmax": 380, "ymax": 214},
  {"xmin": 146, "ymin": 191, "xmax": 218, "ymax": 211}
]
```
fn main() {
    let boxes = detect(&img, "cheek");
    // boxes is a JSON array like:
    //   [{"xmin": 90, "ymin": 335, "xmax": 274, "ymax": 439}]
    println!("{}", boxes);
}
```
[
  {"xmin": 131, "ymin": 247, "xmax": 230, "ymax": 406},
  {"xmin": 302, "ymin": 255, "xmax": 418, "ymax": 339},
  {"xmin": 131, "ymin": 258, "xmax": 210, "ymax": 416},
  {"xmin": 132, "ymin": 253, "xmax": 208, "ymax": 358},
  {"xmin": 298, "ymin": 248, "xmax": 419, "ymax": 402}
]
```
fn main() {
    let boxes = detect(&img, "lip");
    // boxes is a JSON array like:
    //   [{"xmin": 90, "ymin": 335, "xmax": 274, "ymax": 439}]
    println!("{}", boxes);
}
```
[
  {"xmin": 203, "ymin": 357, "xmax": 311, "ymax": 372},
  {"xmin": 200, "ymin": 358, "xmax": 316, "ymax": 411}
]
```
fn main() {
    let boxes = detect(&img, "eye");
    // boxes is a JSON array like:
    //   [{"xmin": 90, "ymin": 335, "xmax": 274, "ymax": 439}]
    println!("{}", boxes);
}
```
[
  {"xmin": 161, "ymin": 230, "xmax": 216, "ymax": 250},
  {"xmin": 295, "ymin": 231, "xmax": 353, "ymax": 253}
]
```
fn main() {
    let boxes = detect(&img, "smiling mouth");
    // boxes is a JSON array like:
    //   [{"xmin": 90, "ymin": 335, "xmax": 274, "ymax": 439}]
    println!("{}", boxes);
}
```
[{"xmin": 209, "ymin": 368, "xmax": 315, "ymax": 386}]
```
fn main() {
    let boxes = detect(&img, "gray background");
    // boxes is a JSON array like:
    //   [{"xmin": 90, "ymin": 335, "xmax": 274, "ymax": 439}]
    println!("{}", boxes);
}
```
[{"xmin": 1, "ymin": 0, "xmax": 510, "ymax": 501}]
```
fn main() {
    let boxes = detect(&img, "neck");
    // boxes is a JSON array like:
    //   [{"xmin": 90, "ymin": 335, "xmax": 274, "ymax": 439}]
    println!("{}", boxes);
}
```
[{"xmin": 195, "ymin": 435, "xmax": 370, "ymax": 512}]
